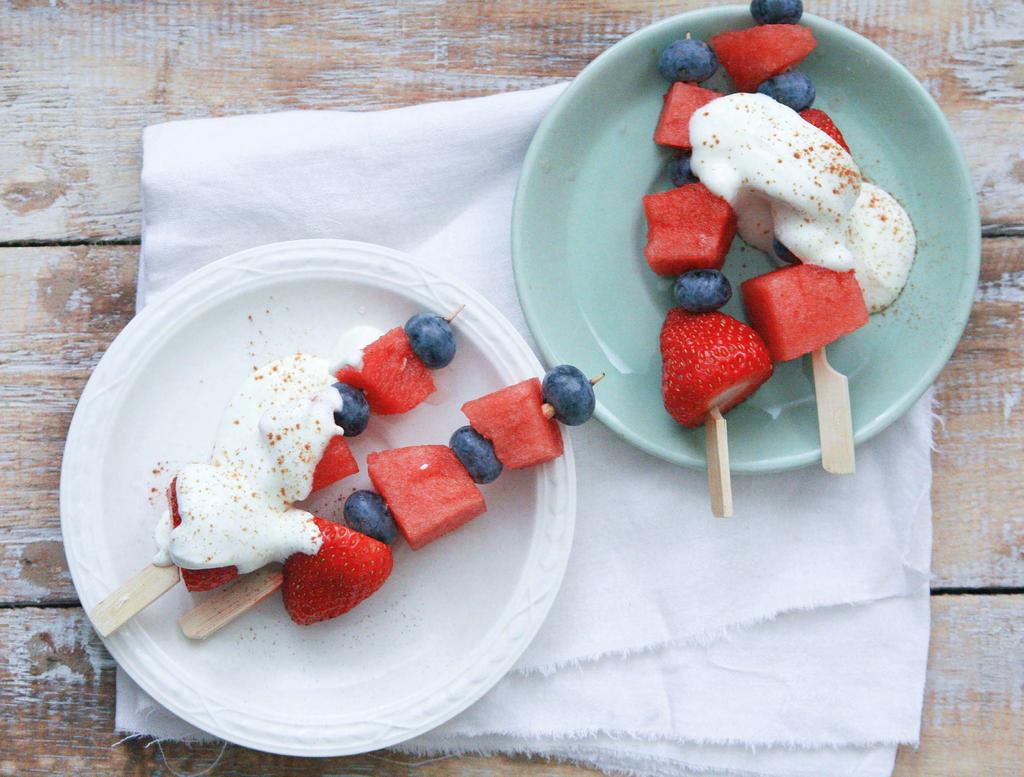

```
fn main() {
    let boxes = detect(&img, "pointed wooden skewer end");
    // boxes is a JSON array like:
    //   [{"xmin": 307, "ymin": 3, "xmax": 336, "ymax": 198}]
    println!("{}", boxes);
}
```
[
  {"xmin": 444, "ymin": 304, "xmax": 466, "ymax": 323},
  {"xmin": 89, "ymin": 563, "xmax": 181, "ymax": 638},
  {"xmin": 179, "ymin": 565, "xmax": 284, "ymax": 641},
  {"xmin": 705, "ymin": 407, "xmax": 733, "ymax": 518},
  {"xmin": 811, "ymin": 346, "xmax": 855, "ymax": 475}
]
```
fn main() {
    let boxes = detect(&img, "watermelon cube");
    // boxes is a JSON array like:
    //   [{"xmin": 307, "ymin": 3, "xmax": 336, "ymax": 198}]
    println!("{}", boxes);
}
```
[
  {"xmin": 710, "ymin": 25, "xmax": 817, "ymax": 92},
  {"xmin": 311, "ymin": 435, "xmax": 359, "ymax": 493},
  {"xmin": 799, "ymin": 108, "xmax": 850, "ymax": 153},
  {"xmin": 169, "ymin": 477, "xmax": 238, "ymax": 593},
  {"xmin": 367, "ymin": 445, "xmax": 486, "ymax": 550},
  {"xmin": 461, "ymin": 378, "xmax": 564, "ymax": 469},
  {"xmin": 643, "ymin": 183, "xmax": 737, "ymax": 276},
  {"xmin": 335, "ymin": 327, "xmax": 435, "ymax": 415},
  {"xmin": 741, "ymin": 264, "xmax": 868, "ymax": 362},
  {"xmin": 654, "ymin": 82, "xmax": 724, "ymax": 149}
]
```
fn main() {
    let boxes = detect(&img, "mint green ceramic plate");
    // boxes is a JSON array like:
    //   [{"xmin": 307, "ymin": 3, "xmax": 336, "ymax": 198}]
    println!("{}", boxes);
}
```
[{"xmin": 512, "ymin": 6, "xmax": 979, "ymax": 473}]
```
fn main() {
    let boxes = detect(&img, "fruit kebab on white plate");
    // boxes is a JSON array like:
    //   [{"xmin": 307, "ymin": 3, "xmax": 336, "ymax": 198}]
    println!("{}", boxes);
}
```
[
  {"xmin": 641, "ymin": 1, "xmax": 916, "ymax": 511},
  {"xmin": 178, "ymin": 366, "xmax": 603, "ymax": 640},
  {"xmin": 88, "ymin": 307, "xmax": 465, "ymax": 638}
]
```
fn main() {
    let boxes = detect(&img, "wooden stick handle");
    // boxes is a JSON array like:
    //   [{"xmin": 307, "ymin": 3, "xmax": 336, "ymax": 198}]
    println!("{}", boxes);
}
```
[
  {"xmin": 542, "ymin": 373, "xmax": 605, "ymax": 419},
  {"xmin": 444, "ymin": 304, "xmax": 465, "ymax": 323},
  {"xmin": 179, "ymin": 565, "xmax": 284, "ymax": 640},
  {"xmin": 811, "ymin": 346, "xmax": 856, "ymax": 475},
  {"xmin": 705, "ymin": 407, "xmax": 733, "ymax": 518},
  {"xmin": 89, "ymin": 563, "xmax": 180, "ymax": 637}
]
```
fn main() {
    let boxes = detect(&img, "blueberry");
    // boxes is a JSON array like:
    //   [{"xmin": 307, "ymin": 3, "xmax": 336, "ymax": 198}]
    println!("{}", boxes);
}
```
[
  {"xmin": 404, "ymin": 313, "xmax": 456, "ymax": 369},
  {"xmin": 750, "ymin": 0, "xmax": 803, "ymax": 24},
  {"xmin": 331, "ymin": 382, "xmax": 370, "ymax": 436},
  {"xmin": 673, "ymin": 269, "xmax": 732, "ymax": 313},
  {"xmin": 771, "ymin": 238, "xmax": 801, "ymax": 265},
  {"xmin": 756, "ymin": 71, "xmax": 815, "ymax": 112},
  {"xmin": 449, "ymin": 426, "xmax": 503, "ymax": 484},
  {"xmin": 658, "ymin": 38, "xmax": 718, "ymax": 83},
  {"xmin": 343, "ymin": 490, "xmax": 398, "ymax": 545},
  {"xmin": 668, "ymin": 153, "xmax": 699, "ymax": 186},
  {"xmin": 541, "ymin": 365, "xmax": 596, "ymax": 426}
]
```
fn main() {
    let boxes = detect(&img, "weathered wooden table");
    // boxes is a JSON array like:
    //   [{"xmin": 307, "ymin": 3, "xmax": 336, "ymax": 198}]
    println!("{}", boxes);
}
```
[{"xmin": 1, "ymin": 2, "xmax": 1020, "ymax": 775}]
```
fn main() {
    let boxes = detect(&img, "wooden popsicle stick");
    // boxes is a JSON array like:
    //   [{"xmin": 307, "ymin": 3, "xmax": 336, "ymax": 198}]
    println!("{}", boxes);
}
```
[
  {"xmin": 542, "ymin": 373, "xmax": 605, "ymax": 419},
  {"xmin": 89, "ymin": 563, "xmax": 181, "ymax": 638},
  {"xmin": 811, "ymin": 346, "xmax": 856, "ymax": 475},
  {"xmin": 705, "ymin": 407, "xmax": 733, "ymax": 518},
  {"xmin": 179, "ymin": 565, "xmax": 284, "ymax": 641}
]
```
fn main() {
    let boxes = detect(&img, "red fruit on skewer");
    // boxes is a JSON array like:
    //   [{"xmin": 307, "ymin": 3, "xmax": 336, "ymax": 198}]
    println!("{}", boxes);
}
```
[{"xmin": 282, "ymin": 518, "xmax": 393, "ymax": 626}]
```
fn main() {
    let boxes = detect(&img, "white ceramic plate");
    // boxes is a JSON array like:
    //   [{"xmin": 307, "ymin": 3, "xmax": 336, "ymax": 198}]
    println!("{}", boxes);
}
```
[{"xmin": 60, "ymin": 239, "xmax": 576, "ymax": 755}]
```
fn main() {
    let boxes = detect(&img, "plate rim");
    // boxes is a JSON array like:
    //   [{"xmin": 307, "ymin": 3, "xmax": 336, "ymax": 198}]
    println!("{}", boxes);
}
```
[
  {"xmin": 511, "ymin": 5, "xmax": 981, "ymax": 473},
  {"xmin": 60, "ymin": 238, "xmax": 577, "ymax": 755}
]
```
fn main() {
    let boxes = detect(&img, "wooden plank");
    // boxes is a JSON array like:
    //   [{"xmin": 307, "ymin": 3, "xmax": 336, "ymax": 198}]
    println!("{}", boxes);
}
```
[
  {"xmin": 0, "ymin": 596, "xmax": 1017, "ymax": 774},
  {"xmin": 894, "ymin": 595, "xmax": 1024, "ymax": 776},
  {"xmin": 0, "ymin": 246, "xmax": 135, "ymax": 604},
  {"xmin": 1, "ymin": 239, "xmax": 1021, "ymax": 603},
  {"xmin": 932, "ymin": 237, "xmax": 1024, "ymax": 587},
  {"xmin": 0, "ymin": 606, "xmax": 601, "ymax": 774},
  {"xmin": 0, "ymin": 0, "xmax": 1022, "ymax": 243}
]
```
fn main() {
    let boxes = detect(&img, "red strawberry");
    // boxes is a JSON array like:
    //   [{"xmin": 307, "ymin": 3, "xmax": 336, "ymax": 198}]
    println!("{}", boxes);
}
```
[
  {"xmin": 660, "ymin": 309, "xmax": 774, "ymax": 428},
  {"xmin": 168, "ymin": 477, "xmax": 239, "ymax": 593},
  {"xmin": 282, "ymin": 517, "xmax": 393, "ymax": 626},
  {"xmin": 799, "ymin": 109, "xmax": 850, "ymax": 153}
]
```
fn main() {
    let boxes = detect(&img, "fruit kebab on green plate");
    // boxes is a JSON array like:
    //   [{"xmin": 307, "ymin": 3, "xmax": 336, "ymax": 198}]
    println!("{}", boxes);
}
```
[{"xmin": 641, "ymin": 0, "xmax": 917, "ymax": 510}]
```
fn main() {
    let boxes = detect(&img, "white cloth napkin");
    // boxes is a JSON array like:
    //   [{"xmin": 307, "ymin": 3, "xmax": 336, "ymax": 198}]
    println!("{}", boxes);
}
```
[{"xmin": 120, "ymin": 84, "xmax": 933, "ymax": 777}]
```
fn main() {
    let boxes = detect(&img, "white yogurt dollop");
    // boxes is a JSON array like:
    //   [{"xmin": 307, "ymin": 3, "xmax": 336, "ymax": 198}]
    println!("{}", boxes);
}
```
[
  {"xmin": 846, "ymin": 182, "xmax": 917, "ymax": 313},
  {"xmin": 153, "ymin": 352, "xmax": 341, "ymax": 573},
  {"xmin": 689, "ymin": 92, "xmax": 915, "ymax": 311},
  {"xmin": 691, "ymin": 93, "xmax": 862, "ymax": 271},
  {"xmin": 328, "ymin": 324, "xmax": 384, "ymax": 374}
]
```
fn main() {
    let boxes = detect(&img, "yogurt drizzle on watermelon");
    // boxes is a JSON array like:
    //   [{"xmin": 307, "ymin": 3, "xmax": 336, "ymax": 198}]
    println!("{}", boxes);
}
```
[
  {"xmin": 328, "ymin": 324, "xmax": 383, "ymax": 373},
  {"xmin": 153, "ymin": 352, "xmax": 344, "ymax": 573},
  {"xmin": 690, "ymin": 93, "xmax": 915, "ymax": 311}
]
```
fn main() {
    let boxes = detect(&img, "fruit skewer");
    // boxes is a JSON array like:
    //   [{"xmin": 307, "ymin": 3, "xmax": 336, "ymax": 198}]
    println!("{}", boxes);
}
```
[
  {"xmin": 643, "ymin": 179, "xmax": 762, "ymax": 516},
  {"xmin": 659, "ymin": 305, "xmax": 774, "ymax": 518},
  {"xmin": 179, "ymin": 367, "xmax": 603, "ymax": 640},
  {"xmin": 88, "ymin": 308, "xmax": 463, "ymax": 638},
  {"xmin": 650, "ymin": 11, "xmax": 877, "ymax": 488},
  {"xmin": 742, "ymin": 264, "xmax": 868, "ymax": 475}
]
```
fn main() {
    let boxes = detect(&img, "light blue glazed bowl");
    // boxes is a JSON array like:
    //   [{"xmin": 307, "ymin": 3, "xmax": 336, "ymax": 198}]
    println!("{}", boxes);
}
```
[{"xmin": 512, "ymin": 6, "xmax": 979, "ymax": 472}]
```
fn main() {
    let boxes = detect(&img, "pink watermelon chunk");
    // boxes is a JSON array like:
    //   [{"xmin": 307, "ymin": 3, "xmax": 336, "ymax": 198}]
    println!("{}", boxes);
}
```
[
  {"xmin": 741, "ymin": 264, "xmax": 868, "ymax": 362},
  {"xmin": 654, "ymin": 82, "xmax": 724, "ymax": 149},
  {"xmin": 461, "ymin": 378, "xmax": 563, "ymax": 469},
  {"xmin": 710, "ymin": 25, "xmax": 817, "ymax": 92},
  {"xmin": 643, "ymin": 183, "xmax": 737, "ymax": 276},
  {"xmin": 335, "ymin": 327, "xmax": 435, "ymax": 415},
  {"xmin": 311, "ymin": 436, "xmax": 359, "ymax": 493},
  {"xmin": 367, "ymin": 445, "xmax": 486, "ymax": 550}
]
